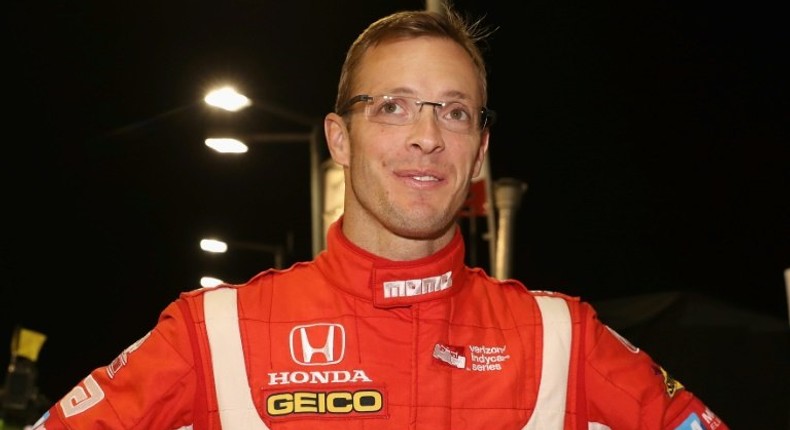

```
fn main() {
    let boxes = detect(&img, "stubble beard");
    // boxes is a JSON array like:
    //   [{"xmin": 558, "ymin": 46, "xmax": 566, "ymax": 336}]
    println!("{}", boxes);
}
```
[{"xmin": 371, "ymin": 189, "xmax": 458, "ymax": 241}]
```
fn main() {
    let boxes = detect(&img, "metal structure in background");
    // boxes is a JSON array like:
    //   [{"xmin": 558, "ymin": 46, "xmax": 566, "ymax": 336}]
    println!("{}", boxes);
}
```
[
  {"xmin": 467, "ymin": 152, "xmax": 530, "ymax": 281},
  {"xmin": 492, "ymin": 178, "xmax": 528, "ymax": 280},
  {"xmin": 242, "ymin": 125, "xmax": 326, "ymax": 257},
  {"xmin": 203, "ymin": 87, "xmax": 327, "ymax": 258},
  {"xmin": 785, "ymin": 268, "xmax": 790, "ymax": 327}
]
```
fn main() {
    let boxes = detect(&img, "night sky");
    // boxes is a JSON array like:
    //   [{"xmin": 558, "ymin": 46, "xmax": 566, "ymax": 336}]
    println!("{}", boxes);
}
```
[{"xmin": 2, "ymin": 0, "xmax": 787, "ymax": 411}]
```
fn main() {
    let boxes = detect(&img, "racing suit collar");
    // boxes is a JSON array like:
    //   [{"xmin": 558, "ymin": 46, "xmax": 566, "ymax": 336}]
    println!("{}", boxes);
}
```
[{"xmin": 317, "ymin": 217, "xmax": 468, "ymax": 309}]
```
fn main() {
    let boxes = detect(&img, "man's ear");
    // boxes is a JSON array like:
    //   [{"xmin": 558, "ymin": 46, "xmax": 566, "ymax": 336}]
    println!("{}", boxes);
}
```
[
  {"xmin": 472, "ymin": 129, "xmax": 490, "ymax": 179},
  {"xmin": 324, "ymin": 112, "xmax": 350, "ymax": 167}
]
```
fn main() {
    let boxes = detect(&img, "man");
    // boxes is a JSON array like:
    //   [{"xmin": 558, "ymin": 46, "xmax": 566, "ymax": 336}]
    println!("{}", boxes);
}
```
[{"xmin": 32, "ymin": 5, "xmax": 728, "ymax": 429}]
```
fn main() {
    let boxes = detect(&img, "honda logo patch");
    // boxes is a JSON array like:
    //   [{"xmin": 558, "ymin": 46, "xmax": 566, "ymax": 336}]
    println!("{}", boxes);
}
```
[{"xmin": 289, "ymin": 323, "xmax": 346, "ymax": 366}]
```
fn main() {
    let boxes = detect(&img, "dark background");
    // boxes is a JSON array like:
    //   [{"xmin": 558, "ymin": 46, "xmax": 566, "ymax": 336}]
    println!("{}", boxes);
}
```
[{"xmin": 2, "ymin": 0, "xmax": 787, "ymax": 427}]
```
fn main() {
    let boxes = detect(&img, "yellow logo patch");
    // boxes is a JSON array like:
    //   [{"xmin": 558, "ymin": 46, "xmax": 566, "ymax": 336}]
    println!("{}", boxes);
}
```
[
  {"xmin": 658, "ymin": 366, "xmax": 685, "ymax": 398},
  {"xmin": 266, "ymin": 389, "xmax": 384, "ymax": 417}
]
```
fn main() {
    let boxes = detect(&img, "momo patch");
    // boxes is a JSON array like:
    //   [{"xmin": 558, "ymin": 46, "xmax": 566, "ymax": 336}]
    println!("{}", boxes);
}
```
[{"xmin": 383, "ymin": 271, "xmax": 452, "ymax": 298}]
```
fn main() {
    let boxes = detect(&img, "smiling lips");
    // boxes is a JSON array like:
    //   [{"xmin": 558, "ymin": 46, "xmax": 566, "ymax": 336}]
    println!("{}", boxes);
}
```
[
  {"xmin": 396, "ymin": 168, "xmax": 443, "ymax": 182},
  {"xmin": 396, "ymin": 171, "xmax": 443, "ymax": 189}
]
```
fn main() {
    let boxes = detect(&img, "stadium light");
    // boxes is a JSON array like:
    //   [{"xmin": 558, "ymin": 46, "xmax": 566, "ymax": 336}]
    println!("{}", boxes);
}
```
[{"xmin": 204, "ymin": 86, "xmax": 326, "ymax": 257}]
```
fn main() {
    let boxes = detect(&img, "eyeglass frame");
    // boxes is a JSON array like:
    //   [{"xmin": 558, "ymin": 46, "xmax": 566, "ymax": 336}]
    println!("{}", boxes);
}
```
[{"xmin": 338, "ymin": 94, "xmax": 496, "ymax": 132}]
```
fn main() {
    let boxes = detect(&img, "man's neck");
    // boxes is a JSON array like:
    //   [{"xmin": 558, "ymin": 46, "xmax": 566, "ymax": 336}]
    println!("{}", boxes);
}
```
[{"xmin": 340, "ymin": 213, "xmax": 456, "ymax": 261}]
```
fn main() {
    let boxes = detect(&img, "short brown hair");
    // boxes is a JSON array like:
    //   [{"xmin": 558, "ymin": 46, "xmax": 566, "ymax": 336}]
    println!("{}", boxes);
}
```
[{"xmin": 334, "ymin": 4, "xmax": 493, "ymax": 114}]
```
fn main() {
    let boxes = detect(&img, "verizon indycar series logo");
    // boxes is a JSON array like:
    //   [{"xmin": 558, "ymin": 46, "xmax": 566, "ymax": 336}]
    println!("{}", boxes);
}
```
[{"xmin": 433, "ymin": 343, "xmax": 511, "ymax": 371}]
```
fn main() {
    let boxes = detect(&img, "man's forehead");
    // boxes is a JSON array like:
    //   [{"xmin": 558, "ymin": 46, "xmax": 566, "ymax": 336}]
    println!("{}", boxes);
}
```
[{"xmin": 354, "ymin": 37, "xmax": 482, "ymax": 102}]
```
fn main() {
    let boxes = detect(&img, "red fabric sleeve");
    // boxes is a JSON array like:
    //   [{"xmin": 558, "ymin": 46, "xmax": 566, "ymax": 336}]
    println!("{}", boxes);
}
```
[
  {"xmin": 581, "ymin": 302, "xmax": 728, "ymax": 430},
  {"xmin": 33, "ymin": 299, "xmax": 198, "ymax": 430}
]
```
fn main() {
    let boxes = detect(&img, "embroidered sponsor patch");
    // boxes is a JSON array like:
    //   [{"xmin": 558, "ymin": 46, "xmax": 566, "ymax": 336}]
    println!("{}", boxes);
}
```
[
  {"xmin": 106, "ymin": 331, "xmax": 151, "ymax": 379},
  {"xmin": 701, "ymin": 407, "xmax": 725, "ymax": 429},
  {"xmin": 468, "ymin": 344, "xmax": 510, "ymax": 371},
  {"xmin": 289, "ymin": 323, "xmax": 346, "ymax": 366},
  {"xmin": 267, "ymin": 369, "xmax": 373, "ymax": 386},
  {"xmin": 432, "ymin": 343, "xmax": 511, "ymax": 372},
  {"xmin": 262, "ymin": 385, "xmax": 387, "ymax": 420},
  {"xmin": 383, "ymin": 271, "xmax": 452, "ymax": 298},
  {"xmin": 433, "ymin": 343, "xmax": 466, "ymax": 368},
  {"xmin": 657, "ymin": 366, "xmax": 685, "ymax": 398},
  {"xmin": 674, "ymin": 412, "xmax": 702, "ymax": 430}
]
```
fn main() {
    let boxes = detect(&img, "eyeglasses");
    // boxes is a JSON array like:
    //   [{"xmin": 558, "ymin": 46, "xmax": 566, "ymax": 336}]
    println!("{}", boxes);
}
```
[{"xmin": 339, "ymin": 94, "xmax": 496, "ymax": 134}]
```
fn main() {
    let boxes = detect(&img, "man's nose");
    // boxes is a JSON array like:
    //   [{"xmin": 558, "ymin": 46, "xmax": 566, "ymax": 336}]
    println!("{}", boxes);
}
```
[{"xmin": 409, "ymin": 104, "xmax": 445, "ymax": 153}]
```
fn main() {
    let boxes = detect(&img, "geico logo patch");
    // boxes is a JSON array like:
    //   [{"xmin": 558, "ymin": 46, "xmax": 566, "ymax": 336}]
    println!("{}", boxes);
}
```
[{"xmin": 265, "ymin": 389, "xmax": 385, "ymax": 418}]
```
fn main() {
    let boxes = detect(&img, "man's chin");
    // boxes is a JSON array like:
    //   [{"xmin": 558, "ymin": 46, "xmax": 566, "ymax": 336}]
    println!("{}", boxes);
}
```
[{"xmin": 387, "ymin": 215, "xmax": 455, "ymax": 241}]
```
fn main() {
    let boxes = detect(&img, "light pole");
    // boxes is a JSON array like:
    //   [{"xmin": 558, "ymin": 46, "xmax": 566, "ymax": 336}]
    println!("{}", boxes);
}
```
[{"xmin": 204, "ymin": 86, "xmax": 326, "ymax": 257}]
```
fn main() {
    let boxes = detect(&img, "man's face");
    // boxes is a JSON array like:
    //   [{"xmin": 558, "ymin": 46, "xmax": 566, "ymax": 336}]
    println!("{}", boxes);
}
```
[{"xmin": 339, "ymin": 36, "xmax": 489, "ymax": 240}]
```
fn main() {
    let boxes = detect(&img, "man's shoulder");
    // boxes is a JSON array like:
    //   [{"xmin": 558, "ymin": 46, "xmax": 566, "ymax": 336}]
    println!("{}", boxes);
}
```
[
  {"xmin": 467, "ymin": 268, "xmax": 578, "ymax": 300},
  {"xmin": 527, "ymin": 289, "xmax": 581, "ymax": 303},
  {"xmin": 178, "ymin": 261, "xmax": 316, "ymax": 300}
]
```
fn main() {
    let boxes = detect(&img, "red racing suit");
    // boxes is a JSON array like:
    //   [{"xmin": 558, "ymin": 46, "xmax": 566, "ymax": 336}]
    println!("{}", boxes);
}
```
[{"xmin": 33, "ymin": 219, "xmax": 728, "ymax": 429}]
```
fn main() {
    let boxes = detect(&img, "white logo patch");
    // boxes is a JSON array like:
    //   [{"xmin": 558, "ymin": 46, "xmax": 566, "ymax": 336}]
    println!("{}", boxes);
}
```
[
  {"xmin": 468, "ymin": 345, "xmax": 510, "ymax": 371},
  {"xmin": 289, "ymin": 323, "xmax": 346, "ymax": 366},
  {"xmin": 383, "ymin": 271, "xmax": 452, "ymax": 298}
]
